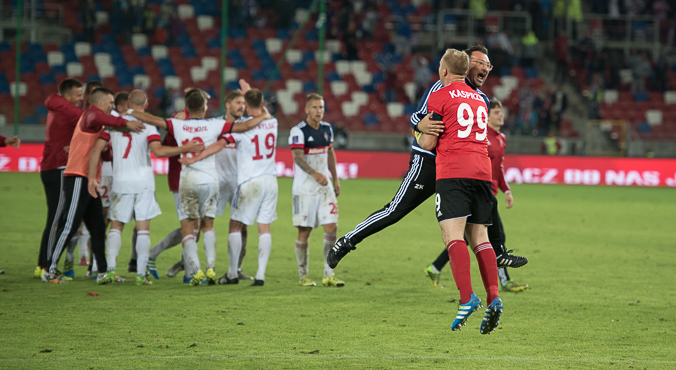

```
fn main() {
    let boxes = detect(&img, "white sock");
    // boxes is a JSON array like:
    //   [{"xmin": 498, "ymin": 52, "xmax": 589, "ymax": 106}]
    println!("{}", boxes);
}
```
[
  {"xmin": 203, "ymin": 230, "xmax": 216, "ymax": 270},
  {"xmin": 66, "ymin": 235, "xmax": 77, "ymax": 263},
  {"xmin": 149, "ymin": 228, "xmax": 182, "ymax": 259},
  {"xmin": 136, "ymin": 231, "xmax": 150, "ymax": 277},
  {"xmin": 498, "ymin": 267, "xmax": 509, "ymax": 286},
  {"xmin": 106, "ymin": 229, "xmax": 122, "ymax": 272},
  {"xmin": 79, "ymin": 225, "xmax": 90, "ymax": 255},
  {"xmin": 255, "ymin": 233, "xmax": 271, "ymax": 281},
  {"xmin": 77, "ymin": 233, "xmax": 88, "ymax": 260},
  {"xmin": 182, "ymin": 235, "xmax": 200, "ymax": 277},
  {"xmin": 227, "ymin": 232, "xmax": 242, "ymax": 279},
  {"xmin": 130, "ymin": 228, "xmax": 138, "ymax": 260},
  {"xmin": 323, "ymin": 233, "xmax": 336, "ymax": 278},
  {"xmin": 295, "ymin": 240, "xmax": 308, "ymax": 280}
]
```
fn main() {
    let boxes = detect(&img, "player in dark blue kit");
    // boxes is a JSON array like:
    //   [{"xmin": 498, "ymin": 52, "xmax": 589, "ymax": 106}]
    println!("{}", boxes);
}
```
[{"xmin": 328, "ymin": 45, "xmax": 528, "ymax": 275}]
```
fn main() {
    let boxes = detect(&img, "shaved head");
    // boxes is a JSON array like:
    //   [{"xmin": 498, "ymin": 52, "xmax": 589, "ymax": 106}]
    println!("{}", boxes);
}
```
[
  {"xmin": 128, "ymin": 89, "xmax": 148, "ymax": 107},
  {"xmin": 90, "ymin": 88, "xmax": 115, "ymax": 106}
]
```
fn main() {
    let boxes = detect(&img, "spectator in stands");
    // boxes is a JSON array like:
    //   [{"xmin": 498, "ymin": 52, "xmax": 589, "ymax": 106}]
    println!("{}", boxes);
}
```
[
  {"xmin": 516, "ymin": 102, "xmax": 537, "ymax": 135},
  {"xmin": 486, "ymin": 30, "xmax": 514, "ymax": 70},
  {"xmin": 343, "ymin": 20, "xmax": 360, "ymax": 61},
  {"xmin": 384, "ymin": 67, "xmax": 398, "ymax": 104},
  {"xmin": 160, "ymin": 0, "xmax": 174, "ymax": 27},
  {"xmin": 631, "ymin": 51, "xmax": 651, "ymax": 94},
  {"xmin": 577, "ymin": 31, "xmax": 595, "ymax": 72},
  {"xmin": 412, "ymin": 56, "xmax": 432, "ymax": 104},
  {"xmin": 541, "ymin": 131, "xmax": 561, "ymax": 155},
  {"xmin": 567, "ymin": 0, "xmax": 583, "ymax": 39},
  {"xmin": 552, "ymin": 0, "xmax": 566, "ymax": 35},
  {"xmin": 553, "ymin": 31, "xmax": 568, "ymax": 84},
  {"xmin": 155, "ymin": 23, "xmax": 168, "ymax": 45},
  {"xmin": 520, "ymin": 30, "xmax": 539, "ymax": 68},
  {"xmin": 551, "ymin": 85, "xmax": 567, "ymax": 130},
  {"xmin": 168, "ymin": 11, "xmax": 183, "ymax": 46},
  {"xmin": 142, "ymin": 4, "xmax": 156, "ymax": 36},
  {"xmin": 83, "ymin": 2, "xmax": 96, "ymax": 44},
  {"xmin": 361, "ymin": 1, "xmax": 378, "ymax": 40},
  {"xmin": 586, "ymin": 73, "xmax": 603, "ymax": 119},
  {"xmin": 469, "ymin": 0, "xmax": 487, "ymax": 34},
  {"xmin": 653, "ymin": 52, "xmax": 669, "ymax": 92}
]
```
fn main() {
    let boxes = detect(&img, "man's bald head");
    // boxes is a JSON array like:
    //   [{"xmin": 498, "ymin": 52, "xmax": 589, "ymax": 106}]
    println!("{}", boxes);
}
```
[{"xmin": 128, "ymin": 89, "xmax": 148, "ymax": 108}]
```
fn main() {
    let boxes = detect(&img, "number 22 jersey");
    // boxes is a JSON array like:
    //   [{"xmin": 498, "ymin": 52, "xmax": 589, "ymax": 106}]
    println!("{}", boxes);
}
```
[{"xmin": 427, "ymin": 81, "xmax": 491, "ymax": 182}]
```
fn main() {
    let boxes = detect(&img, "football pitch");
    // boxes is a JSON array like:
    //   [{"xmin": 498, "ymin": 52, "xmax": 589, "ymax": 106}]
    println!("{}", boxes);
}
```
[{"xmin": 0, "ymin": 172, "xmax": 674, "ymax": 369}]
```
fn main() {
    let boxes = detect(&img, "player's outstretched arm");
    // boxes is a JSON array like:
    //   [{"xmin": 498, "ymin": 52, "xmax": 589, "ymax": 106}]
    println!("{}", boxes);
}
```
[
  {"xmin": 292, "ymin": 148, "xmax": 328, "ymax": 186},
  {"xmin": 150, "ymin": 140, "xmax": 205, "ymax": 158},
  {"xmin": 179, "ymin": 138, "xmax": 227, "ymax": 165},
  {"xmin": 87, "ymin": 138, "xmax": 108, "ymax": 198},
  {"xmin": 3, "ymin": 135, "xmax": 20, "ymax": 148},
  {"xmin": 328, "ymin": 146, "xmax": 340, "ymax": 196},
  {"xmin": 129, "ymin": 110, "xmax": 168, "ymax": 130},
  {"xmin": 231, "ymin": 107, "xmax": 272, "ymax": 133}
]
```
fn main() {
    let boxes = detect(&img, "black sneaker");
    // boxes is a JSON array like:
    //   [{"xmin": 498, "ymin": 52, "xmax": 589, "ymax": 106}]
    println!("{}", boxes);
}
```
[
  {"xmin": 327, "ymin": 237, "xmax": 356, "ymax": 269},
  {"xmin": 496, "ymin": 250, "xmax": 528, "ymax": 268},
  {"xmin": 251, "ymin": 279, "xmax": 264, "ymax": 286},
  {"xmin": 217, "ymin": 274, "xmax": 239, "ymax": 285},
  {"xmin": 127, "ymin": 259, "xmax": 137, "ymax": 273}
]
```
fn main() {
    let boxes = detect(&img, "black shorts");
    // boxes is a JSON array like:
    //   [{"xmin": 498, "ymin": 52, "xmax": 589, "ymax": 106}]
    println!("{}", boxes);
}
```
[{"xmin": 435, "ymin": 178, "xmax": 493, "ymax": 225}]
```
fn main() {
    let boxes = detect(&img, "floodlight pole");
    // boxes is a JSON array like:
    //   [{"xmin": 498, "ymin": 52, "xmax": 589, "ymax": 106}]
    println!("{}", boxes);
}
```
[
  {"xmin": 14, "ymin": 0, "xmax": 22, "ymax": 135},
  {"xmin": 219, "ymin": 0, "xmax": 229, "ymax": 116}
]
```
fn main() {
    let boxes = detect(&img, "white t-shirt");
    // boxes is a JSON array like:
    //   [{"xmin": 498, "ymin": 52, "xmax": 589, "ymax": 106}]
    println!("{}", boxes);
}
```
[
  {"xmin": 166, "ymin": 117, "xmax": 233, "ymax": 185},
  {"xmin": 229, "ymin": 117, "xmax": 278, "ymax": 185},
  {"xmin": 288, "ymin": 120, "xmax": 334, "ymax": 195},
  {"xmin": 100, "ymin": 116, "xmax": 161, "ymax": 194}
]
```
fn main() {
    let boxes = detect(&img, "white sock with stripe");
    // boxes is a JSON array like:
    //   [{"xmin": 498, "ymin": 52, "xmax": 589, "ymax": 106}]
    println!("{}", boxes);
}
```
[
  {"xmin": 182, "ymin": 235, "xmax": 200, "ymax": 277},
  {"xmin": 227, "ymin": 232, "xmax": 242, "ymax": 279},
  {"xmin": 203, "ymin": 230, "xmax": 216, "ymax": 270},
  {"xmin": 136, "ymin": 231, "xmax": 150, "ymax": 277},
  {"xmin": 295, "ymin": 240, "xmax": 308, "ymax": 280},
  {"xmin": 106, "ymin": 229, "xmax": 122, "ymax": 272},
  {"xmin": 255, "ymin": 233, "xmax": 271, "ymax": 281}
]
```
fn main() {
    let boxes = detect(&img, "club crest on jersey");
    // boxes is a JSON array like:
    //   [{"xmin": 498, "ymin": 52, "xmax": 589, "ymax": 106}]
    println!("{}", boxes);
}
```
[
  {"xmin": 292, "ymin": 136, "xmax": 299, "ymax": 144},
  {"xmin": 324, "ymin": 132, "xmax": 329, "ymax": 142}
]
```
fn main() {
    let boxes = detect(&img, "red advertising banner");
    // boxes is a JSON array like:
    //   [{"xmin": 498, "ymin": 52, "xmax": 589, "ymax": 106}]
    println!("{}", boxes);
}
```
[{"xmin": 2, "ymin": 144, "xmax": 676, "ymax": 187}]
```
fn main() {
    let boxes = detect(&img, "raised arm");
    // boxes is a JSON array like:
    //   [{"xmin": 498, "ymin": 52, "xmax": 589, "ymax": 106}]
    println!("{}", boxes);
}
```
[
  {"xmin": 150, "ymin": 139, "xmax": 205, "ymax": 158},
  {"xmin": 292, "ymin": 148, "xmax": 328, "ymax": 186},
  {"xmin": 178, "ymin": 138, "xmax": 227, "ymax": 165},
  {"xmin": 87, "ymin": 138, "xmax": 108, "ymax": 198},
  {"xmin": 231, "ymin": 107, "xmax": 272, "ymax": 133},
  {"xmin": 327, "ymin": 146, "xmax": 340, "ymax": 196},
  {"xmin": 93, "ymin": 109, "xmax": 145, "ymax": 133},
  {"xmin": 129, "ymin": 110, "xmax": 168, "ymax": 130}
]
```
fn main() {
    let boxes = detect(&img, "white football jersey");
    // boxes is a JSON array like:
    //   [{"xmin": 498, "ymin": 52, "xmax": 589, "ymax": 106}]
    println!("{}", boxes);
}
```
[
  {"xmin": 215, "ymin": 115, "xmax": 249, "ymax": 186},
  {"xmin": 229, "ymin": 117, "xmax": 278, "ymax": 185},
  {"xmin": 101, "ymin": 161, "xmax": 113, "ymax": 177},
  {"xmin": 166, "ymin": 117, "xmax": 233, "ymax": 185},
  {"xmin": 288, "ymin": 120, "xmax": 334, "ymax": 195},
  {"xmin": 102, "ymin": 116, "xmax": 161, "ymax": 194}
]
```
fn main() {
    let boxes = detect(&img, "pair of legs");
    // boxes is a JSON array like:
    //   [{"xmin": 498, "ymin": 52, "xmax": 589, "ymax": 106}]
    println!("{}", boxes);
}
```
[
  {"xmin": 226, "ymin": 220, "xmax": 270, "ymax": 283},
  {"xmin": 180, "ymin": 216, "xmax": 217, "ymax": 283},
  {"xmin": 106, "ymin": 219, "xmax": 151, "ymax": 283},
  {"xmin": 295, "ymin": 223, "xmax": 340, "ymax": 285}
]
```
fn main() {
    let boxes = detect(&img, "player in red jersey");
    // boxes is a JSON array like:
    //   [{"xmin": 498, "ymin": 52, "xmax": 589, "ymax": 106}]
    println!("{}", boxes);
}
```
[
  {"xmin": 418, "ymin": 49, "xmax": 503, "ymax": 334},
  {"xmin": 424, "ymin": 99, "xmax": 529, "ymax": 292},
  {"xmin": 0, "ymin": 134, "xmax": 20, "ymax": 274}
]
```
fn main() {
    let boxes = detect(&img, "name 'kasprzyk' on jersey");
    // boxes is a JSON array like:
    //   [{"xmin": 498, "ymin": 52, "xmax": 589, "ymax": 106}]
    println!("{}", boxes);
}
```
[
  {"xmin": 288, "ymin": 120, "xmax": 334, "ymax": 195},
  {"xmin": 166, "ymin": 117, "xmax": 234, "ymax": 185},
  {"xmin": 100, "ymin": 116, "xmax": 161, "ymax": 194},
  {"xmin": 228, "ymin": 117, "xmax": 278, "ymax": 185},
  {"xmin": 427, "ymin": 81, "xmax": 492, "ymax": 182}
]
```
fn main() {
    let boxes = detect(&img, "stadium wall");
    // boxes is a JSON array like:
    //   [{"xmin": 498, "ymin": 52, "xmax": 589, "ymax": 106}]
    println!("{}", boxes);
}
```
[{"xmin": 2, "ymin": 144, "xmax": 676, "ymax": 187}]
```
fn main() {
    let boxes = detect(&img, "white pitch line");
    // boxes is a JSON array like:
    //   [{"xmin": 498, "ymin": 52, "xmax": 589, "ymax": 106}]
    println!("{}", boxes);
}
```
[{"xmin": 1, "ymin": 354, "xmax": 675, "ymax": 364}]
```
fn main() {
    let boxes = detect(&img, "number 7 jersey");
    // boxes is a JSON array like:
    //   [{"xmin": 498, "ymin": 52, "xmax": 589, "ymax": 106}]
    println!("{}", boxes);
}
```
[{"xmin": 427, "ymin": 81, "xmax": 492, "ymax": 182}]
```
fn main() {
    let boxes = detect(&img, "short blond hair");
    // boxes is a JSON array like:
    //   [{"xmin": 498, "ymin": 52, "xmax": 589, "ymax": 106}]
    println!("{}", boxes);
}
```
[
  {"xmin": 306, "ymin": 93, "xmax": 324, "ymax": 105},
  {"xmin": 441, "ymin": 49, "xmax": 469, "ymax": 76}
]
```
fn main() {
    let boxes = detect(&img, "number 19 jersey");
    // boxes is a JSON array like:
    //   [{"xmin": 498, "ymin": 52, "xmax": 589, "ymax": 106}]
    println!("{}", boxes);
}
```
[
  {"xmin": 427, "ymin": 81, "xmax": 491, "ymax": 182},
  {"xmin": 166, "ymin": 117, "xmax": 234, "ymax": 185},
  {"xmin": 228, "ymin": 117, "xmax": 278, "ymax": 185}
]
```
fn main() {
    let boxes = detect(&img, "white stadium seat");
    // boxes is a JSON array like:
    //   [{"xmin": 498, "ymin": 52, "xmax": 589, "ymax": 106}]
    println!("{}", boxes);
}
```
[
  {"xmin": 330, "ymin": 81, "xmax": 348, "ymax": 96},
  {"xmin": 404, "ymin": 82, "xmax": 416, "ymax": 102},
  {"xmin": 492, "ymin": 85, "xmax": 511, "ymax": 101},
  {"xmin": 9, "ymin": 82, "xmax": 27, "ymax": 97},
  {"xmin": 326, "ymin": 40, "xmax": 342, "ymax": 54},
  {"xmin": 295, "ymin": 8, "xmax": 309, "ymax": 24},
  {"xmin": 351, "ymin": 91, "xmax": 369, "ymax": 107},
  {"xmin": 93, "ymin": 53, "xmax": 111, "ymax": 67},
  {"xmin": 646, "ymin": 110, "xmax": 663, "ymax": 126},
  {"xmin": 164, "ymin": 76, "xmax": 182, "ymax": 90},
  {"xmin": 277, "ymin": 91, "xmax": 298, "ymax": 114},
  {"xmin": 354, "ymin": 71, "xmax": 372, "ymax": 86},
  {"xmin": 286, "ymin": 79, "xmax": 303, "ymax": 94},
  {"xmin": 177, "ymin": 4, "xmax": 194, "ymax": 19},
  {"xmin": 97, "ymin": 64, "xmax": 115, "ymax": 78},
  {"xmin": 151, "ymin": 45, "xmax": 168, "ymax": 60},
  {"xmin": 131, "ymin": 33, "xmax": 148, "ymax": 49},
  {"xmin": 47, "ymin": 51, "xmax": 64, "ymax": 66},
  {"xmin": 341, "ymin": 101, "xmax": 359, "ymax": 117},
  {"xmin": 133, "ymin": 75, "xmax": 151, "ymax": 89},
  {"xmin": 603, "ymin": 89, "xmax": 619, "ymax": 104},
  {"xmin": 66, "ymin": 62, "xmax": 84, "ymax": 76},
  {"xmin": 190, "ymin": 66, "xmax": 207, "ymax": 82},
  {"xmin": 335, "ymin": 60, "xmax": 350, "ymax": 76},
  {"xmin": 349, "ymin": 60, "xmax": 367, "ymax": 74},
  {"xmin": 74, "ymin": 42, "xmax": 91, "ymax": 57},
  {"xmin": 224, "ymin": 67, "xmax": 238, "ymax": 82},
  {"xmin": 96, "ymin": 11, "xmax": 109, "ymax": 25},
  {"xmin": 265, "ymin": 38, "xmax": 283, "ymax": 54},
  {"xmin": 197, "ymin": 15, "xmax": 214, "ymax": 30},
  {"xmin": 201, "ymin": 56, "xmax": 218, "ymax": 71},
  {"xmin": 173, "ymin": 97, "xmax": 185, "ymax": 112},
  {"xmin": 314, "ymin": 50, "xmax": 331, "ymax": 64},
  {"xmin": 285, "ymin": 49, "xmax": 302, "ymax": 64},
  {"xmin": 664, "ymin": 91, "xmax": 676, "ymax": 105},
  {"xmin": 500, "ymin": 76, "xmax": 518, "ymax": 90},
  {"xmin": 387, "ymin": 102, "xmax": 405, "ymax": 118}
]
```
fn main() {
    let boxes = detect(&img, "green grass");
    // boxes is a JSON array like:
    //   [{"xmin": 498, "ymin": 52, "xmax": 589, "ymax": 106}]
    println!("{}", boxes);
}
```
[{"xmin": 0, "ymin": 173, "xmax": 675, "ymax": 369}]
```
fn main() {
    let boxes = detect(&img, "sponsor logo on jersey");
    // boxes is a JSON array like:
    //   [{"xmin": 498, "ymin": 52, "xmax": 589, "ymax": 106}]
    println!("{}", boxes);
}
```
[
  {"xmin": 305, "ymin": 146, "xmax": 329, "ymax": 155},
  {"xmin": 307, "ymin": 136, "xmax": 314, "ymax": 142}
]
